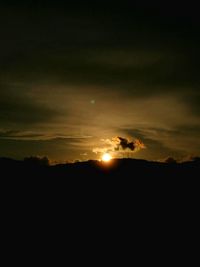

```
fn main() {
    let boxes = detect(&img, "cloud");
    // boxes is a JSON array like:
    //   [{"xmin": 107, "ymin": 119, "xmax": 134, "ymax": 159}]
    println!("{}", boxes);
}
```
[
  {"xmin": 120, "ymin": 125, "xmax": 200, "ymax": 160},
  {"xmin": 93, "ymin": 136, "xmax": 145, "ymax": 155},
  {"xmin": 0, "ymin": 84, "xmax": 60, "ymax": 126},
  {"xmin": 0, "ymin": 3, "xmax": 199, "ymax": 162},
  {"xmin": 0, "ymin": 130, "xmax": 44, "ymax": 139},
  {"xmin": 115, "ymin": 136, "xmax": 145, "ymax": 151},
  {"xmin": 0, "ymin": 129, "xmax": 93, "ymax": 141}
]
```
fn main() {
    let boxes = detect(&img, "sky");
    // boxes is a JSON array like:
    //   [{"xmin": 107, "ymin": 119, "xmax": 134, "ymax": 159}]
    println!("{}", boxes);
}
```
[{"xmin": 0, "ymin": 1, "xmax": 200, "ymax": 162}]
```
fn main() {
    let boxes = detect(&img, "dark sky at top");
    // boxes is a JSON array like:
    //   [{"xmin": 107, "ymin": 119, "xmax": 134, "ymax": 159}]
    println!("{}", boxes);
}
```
[{"xmin": 0, "ymin": 1, "xmax": 200, "ymax": 161}]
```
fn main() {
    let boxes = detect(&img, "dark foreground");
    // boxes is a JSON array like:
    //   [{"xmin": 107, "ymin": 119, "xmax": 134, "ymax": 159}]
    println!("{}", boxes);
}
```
[
  {"xmin": 0, "ymin": 157, "xmax": 199, "ymax": 178},
  {"xmin": 1, "ymin": 157, "xmax": 199, "ymax": 226}
]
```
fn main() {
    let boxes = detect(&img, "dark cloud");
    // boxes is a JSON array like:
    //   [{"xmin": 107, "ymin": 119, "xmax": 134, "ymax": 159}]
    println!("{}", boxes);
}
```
[
  {"xmin": 1, "ymin": 2, "xmax": 199, "ymax": 94},
  {"xmin": 0, "ymin": 129, "xmax": 92, "ymax": 140},
  {"xmin": 119, "ymin": 126, "xmax": 200, "ymax": 160},
  {"xmin": 115, "ymin": 137, "xmax": 143, "ymax": 152},
  {"xmin": 0, "ymin": 83, "xmax": 60, "ymax": 126},
  {"xmin": 0, "ymin": 130, "xmax": 19, "ymax": 138},
  {"xmin": 0, "ymin": 130, "xmax": 44, "ymax": 139}
]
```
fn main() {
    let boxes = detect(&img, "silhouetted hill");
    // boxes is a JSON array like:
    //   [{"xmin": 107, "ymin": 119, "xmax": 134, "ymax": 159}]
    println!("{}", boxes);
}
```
[
  {"xmin": 1, "ymin": 157, "xmax": 199, "ymax": 222},
  {"xmin": 0, "ymin": 157, "xmax": 199, "ymax": 178}
]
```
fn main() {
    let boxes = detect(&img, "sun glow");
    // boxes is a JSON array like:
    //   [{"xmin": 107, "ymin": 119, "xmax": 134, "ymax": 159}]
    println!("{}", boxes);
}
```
[{"xmin": 102, "ymin": 153, "xmax": 112, "ymax": 162}]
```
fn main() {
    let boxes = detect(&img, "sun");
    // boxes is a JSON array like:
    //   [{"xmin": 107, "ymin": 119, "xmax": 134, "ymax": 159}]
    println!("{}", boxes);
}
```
[{"xmin": 102, "ymin": 153, "xmax": 112, "ymax": 162}]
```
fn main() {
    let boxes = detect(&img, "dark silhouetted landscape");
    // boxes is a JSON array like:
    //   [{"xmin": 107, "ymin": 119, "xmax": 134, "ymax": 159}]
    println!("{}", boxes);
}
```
[{"xmin": 1, "ymin": 157, "xmax": 199, "ymax": 178}]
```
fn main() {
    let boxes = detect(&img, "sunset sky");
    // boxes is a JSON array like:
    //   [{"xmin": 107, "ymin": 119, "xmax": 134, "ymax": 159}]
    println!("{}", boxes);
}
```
[{"xmin": 0, "ymin": 1, "xmax": 200, "ymax": 161}]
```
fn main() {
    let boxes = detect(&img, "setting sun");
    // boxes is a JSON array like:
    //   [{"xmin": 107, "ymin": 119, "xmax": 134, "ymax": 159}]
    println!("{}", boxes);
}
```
[{"xmin": 102, "ymin": 153, "xmax": 112, "ymax": 162}]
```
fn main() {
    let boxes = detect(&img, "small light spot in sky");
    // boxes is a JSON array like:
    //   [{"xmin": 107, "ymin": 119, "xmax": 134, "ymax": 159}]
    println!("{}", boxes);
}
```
[{"xmin": 90, "ymin": 99, "xmax": 95, "ymax": 105}]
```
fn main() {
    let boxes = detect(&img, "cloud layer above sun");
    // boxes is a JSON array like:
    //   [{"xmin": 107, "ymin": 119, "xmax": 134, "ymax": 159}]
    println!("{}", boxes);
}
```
[{"xmin": 0, "ymin": 2, "xmax": 200, "ymax": 161}]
